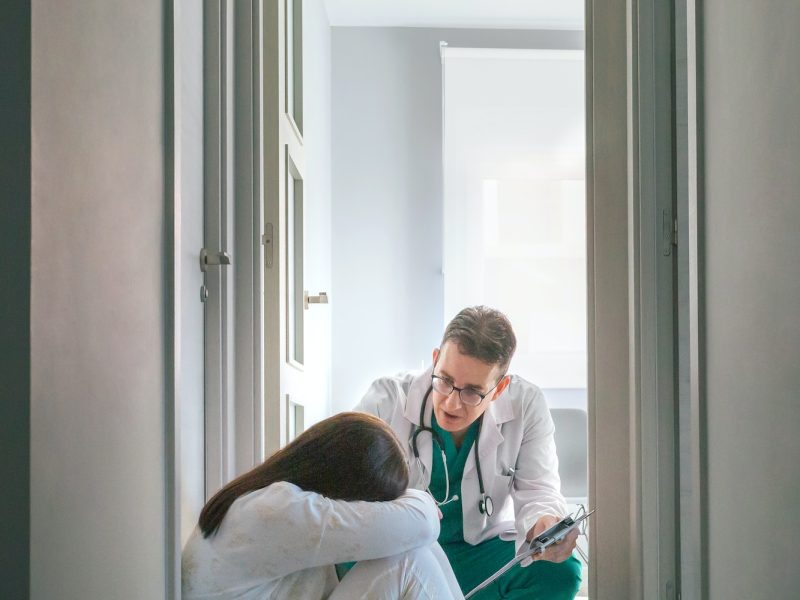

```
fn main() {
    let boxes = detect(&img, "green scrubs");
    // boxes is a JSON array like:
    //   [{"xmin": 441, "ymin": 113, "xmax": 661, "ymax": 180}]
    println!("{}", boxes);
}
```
[{"xmin": 430, "ymin": 415, "xmax": 581, "ymax": 600}]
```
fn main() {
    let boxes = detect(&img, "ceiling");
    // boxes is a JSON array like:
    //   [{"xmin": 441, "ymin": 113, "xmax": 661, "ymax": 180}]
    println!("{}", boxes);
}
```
[{"xmin": 323, "ymin": 0, "xmax": 584, "ymax": 30}]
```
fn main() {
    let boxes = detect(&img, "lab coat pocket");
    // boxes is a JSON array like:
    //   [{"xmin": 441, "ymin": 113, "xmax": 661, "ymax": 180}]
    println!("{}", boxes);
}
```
[
  {"xmin": 495, "ymin": 462, "xmax": 517, "ymax": 491},
  {"xmin": 491, "ymin": 474, "xmax": 513, "ymax": 506}
]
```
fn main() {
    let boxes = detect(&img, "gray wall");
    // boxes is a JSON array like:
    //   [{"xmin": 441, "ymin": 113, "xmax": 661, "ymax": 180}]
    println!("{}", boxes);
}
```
[
  {"xmin": 0, "ymin": 1, "xmax": 31, "ymax": 597},
  {"xmin": 30, "ymin": 1, "xmax": 167, "ymax": 597},
  {"xmin": 702, "ymin": 2, "xmax": 800, "ymax": 597},
  {"xmin": 331, "ymin": 27, "xmax": 583, "ymax": 413}
]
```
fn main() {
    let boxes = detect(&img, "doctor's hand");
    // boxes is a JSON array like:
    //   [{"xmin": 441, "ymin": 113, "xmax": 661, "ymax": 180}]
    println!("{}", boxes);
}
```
[{"xmin": 523, "ymin": 515, "xmax": 578, "ymax": 564}]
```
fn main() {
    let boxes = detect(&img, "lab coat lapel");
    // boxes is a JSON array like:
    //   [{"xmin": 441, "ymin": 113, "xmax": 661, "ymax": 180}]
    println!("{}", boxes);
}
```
[
  {"xmin": 403, "ymin": 367, "xmax": 435, "ymax": 486},
  {"xmin": 463, "ymin": 387, "xmax": 514, "ymax": 478},
  {"xmin": 403, "ymin": 366, "xmax": 433, "ymax": 426}
]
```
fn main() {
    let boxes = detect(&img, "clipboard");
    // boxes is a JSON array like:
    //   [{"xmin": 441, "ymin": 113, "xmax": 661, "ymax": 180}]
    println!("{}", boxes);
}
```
[{"xmin": 463, "ymin": 508, "xmax": 596, "ymax": 599}]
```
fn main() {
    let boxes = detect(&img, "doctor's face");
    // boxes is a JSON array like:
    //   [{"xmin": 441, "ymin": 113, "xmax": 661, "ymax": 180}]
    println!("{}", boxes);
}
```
[{"xmin": 430, "ymin": 342, "xmax": 509, "ymax": 443}]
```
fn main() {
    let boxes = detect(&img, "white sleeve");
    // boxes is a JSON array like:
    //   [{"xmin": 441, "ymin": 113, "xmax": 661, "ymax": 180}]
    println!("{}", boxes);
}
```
[
  {"xmin": 353, "ymin": 376, "xmax": 402, "ymax": 420},
  {"xmin": 244, "ymin": 484, "xmax": 439, "ymax": 578},
  {"xmin": 511, "ymin": 389, "xmax": 568, "ymax": 546}
]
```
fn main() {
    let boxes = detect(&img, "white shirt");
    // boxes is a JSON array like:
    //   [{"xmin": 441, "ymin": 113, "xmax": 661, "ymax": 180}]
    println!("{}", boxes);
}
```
[
  {"xmin": 182, "ymin": 483, "xmax": 440, "ymax": 599},
  {"xmin": 355, "ymin": 367, "xmax": 566, "ymax": 550}
]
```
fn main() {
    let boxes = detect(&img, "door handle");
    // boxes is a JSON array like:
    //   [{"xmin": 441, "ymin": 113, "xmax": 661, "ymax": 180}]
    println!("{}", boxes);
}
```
[
  {"xmin": 200, "ymin": 248, "xmax": 231, "ymax": 272},
  {"xmin": 304, "ymin": 291, "xmax": 329, "ymax": 310}
]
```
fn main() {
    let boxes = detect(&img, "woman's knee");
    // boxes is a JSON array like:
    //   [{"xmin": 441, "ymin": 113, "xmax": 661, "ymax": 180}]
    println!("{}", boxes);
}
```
[{"xmin": 343, "ymin": 545, "xmax": 439, "ymax": 579}]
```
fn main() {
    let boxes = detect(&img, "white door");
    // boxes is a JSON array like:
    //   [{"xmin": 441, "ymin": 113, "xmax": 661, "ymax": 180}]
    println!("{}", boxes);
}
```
[{"xmin": 263, "ymin": 0, "xmax": 315, "ymax": 454}]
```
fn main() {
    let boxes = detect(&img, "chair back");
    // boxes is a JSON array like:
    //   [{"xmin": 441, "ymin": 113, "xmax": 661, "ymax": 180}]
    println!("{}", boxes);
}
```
[{"xmin": 550, "ymin": 407, "xmax": 588, "ymax": 501}]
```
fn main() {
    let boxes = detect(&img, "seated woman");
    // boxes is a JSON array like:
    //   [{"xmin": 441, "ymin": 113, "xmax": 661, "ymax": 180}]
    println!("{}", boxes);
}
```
[{"xmin": 182, "ymin": 412, "xmax": 463, "ymax": 599}]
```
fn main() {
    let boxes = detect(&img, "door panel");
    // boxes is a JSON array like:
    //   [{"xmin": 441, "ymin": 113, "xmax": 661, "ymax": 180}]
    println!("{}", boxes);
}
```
[
  {"xmin": 286, "ymin": 152, "xmax": 305, "ymax": 369},
  {"xmin": 263, "ymin": 0, "xmax": 308, "ymax": 453},
  {"xmin": 284, "ymin": 146, "xmax": 306, "ymax": 441}
]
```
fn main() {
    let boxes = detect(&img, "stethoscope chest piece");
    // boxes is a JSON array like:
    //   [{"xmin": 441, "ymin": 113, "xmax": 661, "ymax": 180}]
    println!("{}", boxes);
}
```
[{"xmin": 478, "ymin": 494, "xmax": 494, "ymax": 516}]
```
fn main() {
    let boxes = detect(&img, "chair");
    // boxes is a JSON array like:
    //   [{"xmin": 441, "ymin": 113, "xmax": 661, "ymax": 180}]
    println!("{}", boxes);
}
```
[
  {"xmin": 550, "ymin": 407, "xmax": 588, "ymax": 505},
  {"xmin": 550, "ymin": 407, "xmax": 590, "ymax": 567}
]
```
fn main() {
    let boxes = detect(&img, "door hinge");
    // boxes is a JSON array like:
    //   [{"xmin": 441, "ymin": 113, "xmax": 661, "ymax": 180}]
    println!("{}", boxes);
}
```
[
  {"xmin": 673, "ymin": 216, "xmax": 678, "ymax": 249},
  {"xmin": 262, "ymin": 222, "xmax": 274, "ymax": 268},
  {"xmin": 662, "ymin": 208, "xmax": 677, "ymax": 256},
  {"xmin": 666, "ymin": 580, "xmax": 675, "ymax": 600}
]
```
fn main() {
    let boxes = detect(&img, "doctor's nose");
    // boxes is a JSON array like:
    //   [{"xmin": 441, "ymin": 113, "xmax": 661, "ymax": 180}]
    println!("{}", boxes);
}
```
[{"xmin": 442, "ymin": 388, "xmax": 463, "ymax": 408}]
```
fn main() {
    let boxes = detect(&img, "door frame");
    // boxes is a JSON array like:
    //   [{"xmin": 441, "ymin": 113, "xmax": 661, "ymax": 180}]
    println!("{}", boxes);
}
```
[
  {"xmin": 231, "ymin": 0, "xmax": 267, "ymax": 476},
  {"xmin": 164, "ymin": 0, "xmax": 180, "ymax": 597},
  {"xmin": 165, "ymin": 3, "xmax": 266, "ymax": 598},
  {"xmin": 164, "ymin": 1, "xmax": 690, "ymax": 598},
  {"xmin": 674, "ymin": 1, "xmax": 707, "ymax": 598},
  {"xmin": 203, "ymin": 0, "xmax": 266, "ymax": 493},
  {"xmin": 587, "ymin": 0, "xmax": 680, "ymax": 597},
  {"xmin": 202, "ymin": 0, "xmax": 234, "ymax": 501}
]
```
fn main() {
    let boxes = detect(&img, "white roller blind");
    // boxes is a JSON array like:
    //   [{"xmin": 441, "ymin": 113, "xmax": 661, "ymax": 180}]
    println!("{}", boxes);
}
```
[{"xmin": 442, "ymin": 47, "xmax": 586, "ymax": 388}]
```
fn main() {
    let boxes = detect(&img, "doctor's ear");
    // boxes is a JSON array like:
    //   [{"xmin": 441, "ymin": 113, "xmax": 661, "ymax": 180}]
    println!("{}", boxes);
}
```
[
  {"xmin": 492, "ymin": 375, "xmax": 511, "ymax": 399},
  {"xmin": 432, "ymin": 348, "xmax": 440, "ymax": 364}
]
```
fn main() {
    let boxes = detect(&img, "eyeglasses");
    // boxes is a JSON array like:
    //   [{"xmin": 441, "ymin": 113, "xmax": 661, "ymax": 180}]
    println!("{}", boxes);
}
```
[{"xmin": 431, "ymin": 374, "xmax": 503, "ymax": 407}]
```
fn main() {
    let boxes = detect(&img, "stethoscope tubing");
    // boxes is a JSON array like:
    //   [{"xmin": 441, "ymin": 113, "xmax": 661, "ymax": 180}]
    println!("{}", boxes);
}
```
[{"xmin": 411, "ymin": 385, "xmax": 494, "ymax": 516}]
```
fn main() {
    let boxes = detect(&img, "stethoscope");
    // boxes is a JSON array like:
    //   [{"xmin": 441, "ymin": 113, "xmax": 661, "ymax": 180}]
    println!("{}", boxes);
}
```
[{"xmin": 410, "ymin": 385, "xmax": 494, "ymax": 517}]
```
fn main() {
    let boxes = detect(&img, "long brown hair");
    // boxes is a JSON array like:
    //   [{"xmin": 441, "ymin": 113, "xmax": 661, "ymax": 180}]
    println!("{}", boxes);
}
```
[{"xmin": 198, "ymin": 412, "xmax": 409, "ymax": 537}]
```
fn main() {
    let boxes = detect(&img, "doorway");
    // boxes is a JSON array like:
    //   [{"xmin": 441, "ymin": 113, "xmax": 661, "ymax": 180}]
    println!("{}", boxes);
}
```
[{"xmin": 170, "ymin": 2, "xmax": 681, "ymax": 598}]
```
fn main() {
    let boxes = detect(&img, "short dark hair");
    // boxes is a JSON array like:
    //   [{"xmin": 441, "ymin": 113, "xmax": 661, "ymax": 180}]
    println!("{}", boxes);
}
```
[
  {"xmin": 198, "ymin": 412, "xmax": 409, "ymax": 537},
  {"xmin": 441, "ymin": 306, "xmax": 517, "ymax": 371}
]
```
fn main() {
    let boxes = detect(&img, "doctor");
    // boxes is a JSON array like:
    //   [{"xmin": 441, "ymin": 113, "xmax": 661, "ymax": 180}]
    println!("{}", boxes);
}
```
[{"xmin": 356, "ymin": 306, "xmax": 581, "ymax": 599}]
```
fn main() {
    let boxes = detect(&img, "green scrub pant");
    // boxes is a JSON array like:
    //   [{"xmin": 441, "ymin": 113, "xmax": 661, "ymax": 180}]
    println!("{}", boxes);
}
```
[{"xmin": 443, "ymin": 536, "xmax": 582, "ymax": 600}]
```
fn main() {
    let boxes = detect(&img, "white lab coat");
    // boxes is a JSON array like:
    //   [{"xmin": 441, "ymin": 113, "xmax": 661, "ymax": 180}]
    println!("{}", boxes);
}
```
[
  {"xmin": 181, "ymin": 483, "xmax": 443, "ymax": 599},
  {"xmin": 355, "ymin": 367, "xmax": 567, "ymax": 550}
]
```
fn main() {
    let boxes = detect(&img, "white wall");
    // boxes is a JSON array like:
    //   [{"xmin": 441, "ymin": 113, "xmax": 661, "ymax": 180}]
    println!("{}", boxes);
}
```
[
  {"xmin": 702, "ymin": 2, "xmax": 800, "ymax": 597},
  {"xmin": 179, "ymin": 0, "xmax": 206, "ymax": 548},
  {"xmin": 302, "ymin": 0, "xmax": 334, "ymax": 426},
  {"xmin": 441, "ymin": 48, "xmax": 586, "ymax": 401},
  {"xmin": 30, "ymin": 1, "xmax": 167, "ymax": 597},
  {"xmin": 331, "ymin": 27, "xmax": 583, "ymax": 413}
]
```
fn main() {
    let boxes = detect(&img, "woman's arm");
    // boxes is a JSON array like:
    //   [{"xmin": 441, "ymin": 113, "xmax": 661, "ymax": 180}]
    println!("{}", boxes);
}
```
[
  {"xmin": 237, "ymin": 483, "xmax": 439, "ymax": 578},
  {"xmin": 311, "ymin": 488, "xmax": 440, "ymax": 564}
]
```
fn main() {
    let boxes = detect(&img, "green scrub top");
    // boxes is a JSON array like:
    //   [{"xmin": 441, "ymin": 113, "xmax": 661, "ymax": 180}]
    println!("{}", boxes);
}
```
[{"xmin": 428, "ymin": 414, "xmax": 480, "ymax": 544}]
